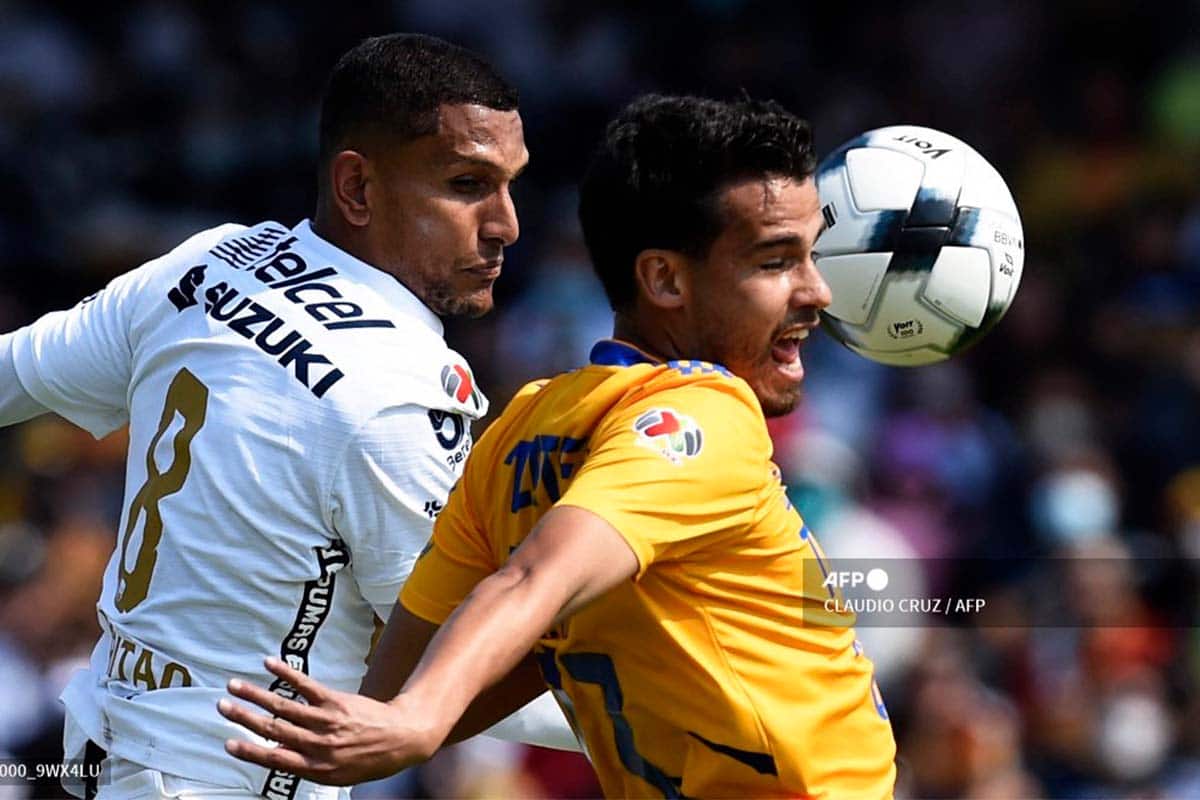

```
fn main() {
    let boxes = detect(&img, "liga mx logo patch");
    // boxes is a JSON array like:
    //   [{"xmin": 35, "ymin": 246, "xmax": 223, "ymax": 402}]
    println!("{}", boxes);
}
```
[
  {"xmin": 441, "ymin": 363, "xmax": 483, "ymax": 410},
  {"xmin": 633, "ymin": 408, "xmax": 703, "ymax": 464}
]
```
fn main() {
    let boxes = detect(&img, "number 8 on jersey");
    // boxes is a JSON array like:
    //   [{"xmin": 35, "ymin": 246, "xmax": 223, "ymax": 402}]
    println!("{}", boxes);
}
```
[{"xmin": 116, "ymin": 368, "xmax": 209, "ymax": 612}]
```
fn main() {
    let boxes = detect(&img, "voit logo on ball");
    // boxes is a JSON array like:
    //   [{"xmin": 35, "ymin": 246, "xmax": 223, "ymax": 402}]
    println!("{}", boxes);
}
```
[
  {"xmin": 441, "ymin": 364, "xmax": 483, "ymax": 411},
  {"xmin": 886, "ymin": 318, "xmax": 924, "ymax": 339},
  {"xmin": 633, "ymin": 408, "xmax": 703, "ymax": 464}
]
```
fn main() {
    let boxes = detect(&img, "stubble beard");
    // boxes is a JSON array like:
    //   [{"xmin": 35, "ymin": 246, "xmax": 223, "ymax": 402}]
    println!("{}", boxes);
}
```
[
  {"xmin": 760, "ymin": 387, "xmax": 802, "ymax": 418},
  {"xmin": 422, "ymin": 279, "xmax": 493, "ymax": 319},
  {"xmin": 696, "ymin": 327, "xmax": 802, "ymax": 418}
]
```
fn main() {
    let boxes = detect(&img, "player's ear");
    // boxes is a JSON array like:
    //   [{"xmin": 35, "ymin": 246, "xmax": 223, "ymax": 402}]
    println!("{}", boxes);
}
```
[
  {"xmin": 633, "ymin": 249, "xmax": 688, "ymax": 311},
  {"xmin": 328, "ymin": 151, "xmax": 371, "ymax": 228}
]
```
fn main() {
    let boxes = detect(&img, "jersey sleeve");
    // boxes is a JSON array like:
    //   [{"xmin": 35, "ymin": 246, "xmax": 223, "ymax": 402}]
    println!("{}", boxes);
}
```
[
  {"xmin": 557, "ymin": 381, "xmax": 769, "ymax": 577},
  {"xmin": 329, "ymin": 404, "xmax": 475, "ymax": 616},
  {"xmin": 7, "ymin": 271, "xmax": 142, "ymax": 438},
  {"xmin": 0, "ymin": 332, "xmax": 50, "ymax": 426},
  {"xmin": 400, "ymin": 464, "xmax": 496, "ymax": 625},
  {"xmin": 6, "ymin": 223, "xmax": 246, "ymax": 439},
  {"xmin": 400, "ymin": 380, "xmax": 550, "ymax": 625}
]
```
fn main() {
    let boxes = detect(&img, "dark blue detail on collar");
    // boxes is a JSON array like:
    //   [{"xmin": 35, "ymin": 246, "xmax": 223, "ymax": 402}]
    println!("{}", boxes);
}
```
[{"xmin": 589, "ymin": 340, "xmax": 657, "ymax": 367}]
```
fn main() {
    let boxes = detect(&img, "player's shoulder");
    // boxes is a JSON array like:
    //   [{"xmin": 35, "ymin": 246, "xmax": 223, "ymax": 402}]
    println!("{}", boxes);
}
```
[
  {"xmin": 155, "ymin": 221, "xmax": 267, "ymax": 269},
  {"xmin": 79, "ymin": 222, "xmax": 255, "ymax": 315},
  {"xmin": 626, "ymin": 362, "xmax": 767, "ymax": 446},
  {"xmin": 506, "ymin": 356, "xmax": 762, "ymax": 432},
  {"xmin": 125, "ymin": 221, "xmax": 261, "ymax": 287},
  {"xmin": 477, "ymin": 376, "xmax": 553, "ymax": 431},
  {"xmin": 634, "ymin": 360, "xmax": 760, "ymax": 415},
  {"xmin": 510, "ymin": 377, "xmax": 554, "ymax": 405},
  {"xmin": 358, "ymin": 345, "xmax": 489, "ymax": 422},
  {"xmin": 292, "ymin": 344, "xmax": 487, "ymax": 477},
  {"xmin": 177, "ymin": 221, "xmax": 259, "ymax": 257}
]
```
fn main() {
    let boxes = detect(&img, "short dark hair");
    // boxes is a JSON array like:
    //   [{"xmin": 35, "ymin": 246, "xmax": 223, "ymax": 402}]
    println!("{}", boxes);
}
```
[
  {"xmin": 318, "ymin": 33, "xmax": 518, "ymax": 168},
  {"xmin": 578, "ymin": 94, "xmax": 817, "ymax": 311}
]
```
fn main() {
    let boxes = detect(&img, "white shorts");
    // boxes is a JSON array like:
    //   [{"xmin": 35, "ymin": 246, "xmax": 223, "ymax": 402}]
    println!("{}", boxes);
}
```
[
  {"xmin": 95, "ymin": 756, "xmax": 264, "ymax": 799},
  {"xmin": 88, "ymin": 755, "xmax": 352, "ymax": 800},
  {"xmin": 62, "ymin": 708, "xmax": 349, "ymax": 800}
]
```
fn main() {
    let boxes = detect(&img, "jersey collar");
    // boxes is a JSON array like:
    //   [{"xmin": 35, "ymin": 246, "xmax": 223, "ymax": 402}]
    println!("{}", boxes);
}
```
[
  {"xmin": 589, "ymin": 339, "xmax": 663, "ymax": 367},
  {"xmin": 294, "ymin": 219, "xmax": 444, "ymax": 338}
]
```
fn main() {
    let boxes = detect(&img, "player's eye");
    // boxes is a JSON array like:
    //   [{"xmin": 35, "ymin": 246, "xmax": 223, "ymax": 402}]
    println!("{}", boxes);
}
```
[
  {"xmin": 450, "ymin": 175, "xmax": 488, "ymax": 194},
  {"xmin": 760, "ymin": 258, "xmax": 791, "ymax": 271}
]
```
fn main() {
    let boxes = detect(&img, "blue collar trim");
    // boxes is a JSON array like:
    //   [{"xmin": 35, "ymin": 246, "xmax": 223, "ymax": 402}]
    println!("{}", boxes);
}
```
[{"xmin": 588, "ymin": 339, "xmax": 660, "ymax": 367}]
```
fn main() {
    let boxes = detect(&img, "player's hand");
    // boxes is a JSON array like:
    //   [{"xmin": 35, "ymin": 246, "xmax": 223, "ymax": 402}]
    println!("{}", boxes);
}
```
[{"xmin": 217, "ymin": 657, "xmax": 441, "ymax": 786}]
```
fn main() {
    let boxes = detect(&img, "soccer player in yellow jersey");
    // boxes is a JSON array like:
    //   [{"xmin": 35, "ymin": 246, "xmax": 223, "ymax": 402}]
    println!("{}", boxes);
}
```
[{"xmin": 219, "ymin": 94, "xmax": 898, "ymax": 798}]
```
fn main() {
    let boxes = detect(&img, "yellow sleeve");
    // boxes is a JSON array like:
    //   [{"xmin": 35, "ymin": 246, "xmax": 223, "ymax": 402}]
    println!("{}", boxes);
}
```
[
  {"xmin": 557, "ymin": 381, "xmax": 768, "ymax": 578},
  {"xmin": 400, "ymin": 479, "xmax": 496, "ymax": 625}
]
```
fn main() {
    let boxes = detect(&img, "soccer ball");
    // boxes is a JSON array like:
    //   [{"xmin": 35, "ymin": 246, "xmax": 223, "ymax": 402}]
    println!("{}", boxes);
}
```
[{"xmin": 813, "ymin": 125, "xmax": 1024, "ymax": 366}]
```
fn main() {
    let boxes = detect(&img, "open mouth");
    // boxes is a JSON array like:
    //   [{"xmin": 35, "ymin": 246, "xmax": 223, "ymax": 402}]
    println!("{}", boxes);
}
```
[{"xmin": 770, "ymin": 328, "xmax": 810, "ymax": 380}]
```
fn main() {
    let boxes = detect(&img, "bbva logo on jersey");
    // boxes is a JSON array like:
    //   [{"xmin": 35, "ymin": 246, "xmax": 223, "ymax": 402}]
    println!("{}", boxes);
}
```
[
  {"xmin": 441, "ymin": 363, "xmax": 483, "ymax": 411},
  {"xmin": 633, "ymin": 408, "xmax": 703, "ymax": 464}
]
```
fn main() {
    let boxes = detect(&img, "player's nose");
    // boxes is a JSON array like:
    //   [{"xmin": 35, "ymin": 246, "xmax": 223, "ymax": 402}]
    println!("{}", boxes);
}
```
[
  {"xmin": 480, "ymin": 188, "xmax": 519, "ymax": 248},
  {"xmin": 793, "ymin": 255, "xmax": 832, "ymax": 310}
]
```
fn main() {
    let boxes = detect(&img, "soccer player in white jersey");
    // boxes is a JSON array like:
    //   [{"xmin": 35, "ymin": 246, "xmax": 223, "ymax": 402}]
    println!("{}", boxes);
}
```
[{"xmin": 0, "ymin": 33, "xmax": 574, "ymax": 800}]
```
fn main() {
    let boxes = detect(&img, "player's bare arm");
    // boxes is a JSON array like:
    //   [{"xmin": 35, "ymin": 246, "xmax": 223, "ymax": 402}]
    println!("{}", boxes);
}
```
[
  {"xmin": 360, "ymin": 607, "xmax": 549, "ymax": 743},
  {"xmin": 218, "ymin": 504, "xmax": 638, "ymax": 786}
]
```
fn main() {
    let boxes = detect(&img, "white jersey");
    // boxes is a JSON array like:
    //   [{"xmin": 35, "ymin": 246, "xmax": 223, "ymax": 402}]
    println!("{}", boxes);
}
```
[{"xmin": 7, "ymin": 220, "xmax": 488, "ymax": 798}]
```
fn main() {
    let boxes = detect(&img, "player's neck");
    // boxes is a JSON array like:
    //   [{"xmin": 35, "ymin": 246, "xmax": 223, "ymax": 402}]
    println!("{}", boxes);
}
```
[
  {"xmin": 311, "ymin": 214, "xmax": 352, "ymax": 256},
  {"xmin": 310, "ymin": 211, "xmax": 377, "ymax": 273},
  {"xmin": 612, "ymin": 313, "xmax": 686, "ymax": 363}
]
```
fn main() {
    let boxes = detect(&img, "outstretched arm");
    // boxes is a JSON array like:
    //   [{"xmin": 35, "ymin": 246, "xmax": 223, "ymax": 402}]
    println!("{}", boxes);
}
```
[
  {"xmin": 219, "ymin": 504, "xmax": 638, "ymax": 785},
  {"xmin": 363, "ymin": 605, "xmax": 563, "ymax": 747}
]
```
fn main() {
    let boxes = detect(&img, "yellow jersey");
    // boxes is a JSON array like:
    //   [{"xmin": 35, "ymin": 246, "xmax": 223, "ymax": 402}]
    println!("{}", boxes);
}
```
[{"xmin": 402, "ymin": 340, "xmax": 896, "ymax": 798}]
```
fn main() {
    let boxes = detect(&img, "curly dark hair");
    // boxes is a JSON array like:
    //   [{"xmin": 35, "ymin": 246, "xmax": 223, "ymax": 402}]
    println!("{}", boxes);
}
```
[
  {"xmin": 578, "ymin": 94, "xmax": 817, "ymax": 311},
  {"xmin": 318, "ymin": 33, "xmax": 518, "ymax": 170}
]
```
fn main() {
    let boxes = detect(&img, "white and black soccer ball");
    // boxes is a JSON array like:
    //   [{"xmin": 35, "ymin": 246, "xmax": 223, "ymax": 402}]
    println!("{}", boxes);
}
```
[{"xmin": 814, "ymin": 125, "xmax": 1024, "ymax": 366}]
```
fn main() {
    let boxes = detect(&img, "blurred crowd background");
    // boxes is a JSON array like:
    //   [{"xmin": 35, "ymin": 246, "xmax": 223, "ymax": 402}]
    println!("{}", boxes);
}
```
[{"xmin": 2, "ymin": 1, "xmax": 1200, "ymax": 798}]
